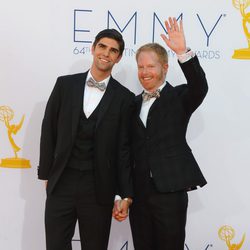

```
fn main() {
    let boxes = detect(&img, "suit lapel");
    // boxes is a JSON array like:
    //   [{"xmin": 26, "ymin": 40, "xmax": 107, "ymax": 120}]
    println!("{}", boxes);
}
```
[
  {"xmin": 71, "ymin": 73, "xmax": 87, "ymax": 139},
  {"xmin": 148, "ymin": 82, "xmax": 173, "ymax": 117},
  {"xmin": 96, "ymin": 76, "xmax": 116, "ymax": 128}
]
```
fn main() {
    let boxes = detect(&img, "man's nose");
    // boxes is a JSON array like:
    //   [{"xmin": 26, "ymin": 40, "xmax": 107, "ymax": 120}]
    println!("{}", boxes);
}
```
[
  {"xmin": 103, "ymin": 49, "xmax": 110, "ymax": 57},
  {"xmin": 142, "ymin": 67, "xmax": 148, "ymax": 74}
]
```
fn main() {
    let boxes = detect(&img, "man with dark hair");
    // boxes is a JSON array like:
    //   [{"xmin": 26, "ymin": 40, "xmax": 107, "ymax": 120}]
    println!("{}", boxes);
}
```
[{"xmin": 38, "ymin": 28, "xmax": 134, "ymax": 250}]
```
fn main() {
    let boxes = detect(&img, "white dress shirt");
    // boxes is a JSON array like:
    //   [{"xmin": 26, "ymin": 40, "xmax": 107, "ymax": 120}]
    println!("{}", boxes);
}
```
[{"xmin": 83, "ymin": 72, "xmax": 110, "ymax": 118}]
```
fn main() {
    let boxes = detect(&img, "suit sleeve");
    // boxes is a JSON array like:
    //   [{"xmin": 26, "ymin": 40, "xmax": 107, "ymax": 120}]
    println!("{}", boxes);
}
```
[
  {"xmin": 37, "ymin": 77, "xmax": 62, "ymax": 180},
  {"xmin": 117, "ymin": 92, "xmax": 135, "ymax": 199},
  {"xmin": 178, "ymin": 55, "xmax": 208, "ymax": 112}
]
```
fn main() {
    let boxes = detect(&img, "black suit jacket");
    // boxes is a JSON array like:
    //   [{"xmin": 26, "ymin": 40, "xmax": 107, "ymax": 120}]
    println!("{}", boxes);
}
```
[
  {"xmin": 132, "ymin": 56, "xmax": 208, "ymax": 198},
  {"xmin": 38, "ymin": 71, "xmax": 134, "ymax": 205}
]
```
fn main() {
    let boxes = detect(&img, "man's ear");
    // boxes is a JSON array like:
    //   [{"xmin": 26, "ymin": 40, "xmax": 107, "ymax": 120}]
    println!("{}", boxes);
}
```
[
  {"xmin": 163, "ymin": 63, "xmax": 169, "ymax": 74},
  {"xmin": 91, "ymin": 45, "xmax": 95, "ymax": 55}
]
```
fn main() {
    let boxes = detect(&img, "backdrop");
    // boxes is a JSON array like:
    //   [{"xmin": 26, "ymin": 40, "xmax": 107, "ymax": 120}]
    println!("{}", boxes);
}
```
[{"xmin": 1, "ymin": 0, "xmax": 249, "ymax": 249}]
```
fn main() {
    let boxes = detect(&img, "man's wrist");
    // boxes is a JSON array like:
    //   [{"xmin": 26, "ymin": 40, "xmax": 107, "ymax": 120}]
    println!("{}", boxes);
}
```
[{"xmin": 177, "ymin": 47, "xmax": 195, "ymax": 63}]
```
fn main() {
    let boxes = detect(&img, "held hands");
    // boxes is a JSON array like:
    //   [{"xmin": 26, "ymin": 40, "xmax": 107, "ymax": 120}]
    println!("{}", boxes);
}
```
[
  {"xmin": 161, "ymin": 17, "xmax": 187, "ymax": 55},
  {"xmin": 112, "ymin": 199, "xmax": 132, "ymax": 222}
]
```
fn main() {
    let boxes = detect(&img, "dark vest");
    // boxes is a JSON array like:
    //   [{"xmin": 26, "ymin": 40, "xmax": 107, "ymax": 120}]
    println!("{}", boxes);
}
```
[{"xmin": 67, "ymin": 104, "xmax": 100, "ymax": 171}]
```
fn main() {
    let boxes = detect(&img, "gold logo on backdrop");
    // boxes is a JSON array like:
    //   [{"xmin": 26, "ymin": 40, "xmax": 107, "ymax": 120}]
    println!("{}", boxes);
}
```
[
  {"xmin": 0, "ymin": 106, "xmax": 31, "ymax": 168},
  {"xmin": 218, "ymin": 225, "xmax": 245, "ymax": 250},
  {"xmin": 232, "ymin": 0, "xmax": 250, "ymax": 59}
]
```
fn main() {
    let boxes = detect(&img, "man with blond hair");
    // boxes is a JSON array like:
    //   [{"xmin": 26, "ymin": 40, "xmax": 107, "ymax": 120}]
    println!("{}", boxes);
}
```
[{"xmin": 129, "ymin": 17, "xmax": 208, "ymax": 250}]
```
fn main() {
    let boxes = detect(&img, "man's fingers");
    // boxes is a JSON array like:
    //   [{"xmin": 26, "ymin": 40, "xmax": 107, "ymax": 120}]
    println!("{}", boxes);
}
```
[
  {"xmin": 114, "ymin": 213, "xmax": 128, "ymax": 222},
  {"xmin": 173, "ymin": 18, "xmax": 179, "ymax": 32},
  {"xmin": 164, "ymin": 20, "xmax": 171, "ymax": 33},
  {"xmin": 168, "ymin": 17, "xmax": 174, "ymax": 30},
  {"xmin": 160, "ymin": 34, "xmax": 169, "ymax": 44}
]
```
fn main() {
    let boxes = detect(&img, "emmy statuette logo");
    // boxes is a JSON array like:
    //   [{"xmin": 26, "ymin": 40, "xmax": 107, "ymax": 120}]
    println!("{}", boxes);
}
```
[
  {"xmin": 0, "ymin": 106, "xmax": 31, "ymax": 168},
  {"xmin": 218, "ymin": 225, "xmax": 245, "ymax": 249},
  {"xmin": 232, "ymin": 0, "xmax": 250, "ymax": 59}
]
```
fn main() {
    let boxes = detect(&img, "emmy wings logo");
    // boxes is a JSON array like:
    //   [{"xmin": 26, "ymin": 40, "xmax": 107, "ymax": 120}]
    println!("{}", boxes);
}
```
[
  {"xmin": 218, "ymin": 225, "xmax": 246, "ymax": 249},
  {"xmin": 0, "ymin": 106, "xmax": 31, "ymax": 168},
  {"xmin": 232, "ymin": 0, "xmax": 250, "ymax": 59}
]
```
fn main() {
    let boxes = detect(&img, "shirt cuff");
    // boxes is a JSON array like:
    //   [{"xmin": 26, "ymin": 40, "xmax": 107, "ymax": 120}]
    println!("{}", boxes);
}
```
[
  {"xmin": 177, "ymin": 47, "xmax": 195, "ymax": 63},
  {"xmin": 115, "ymin": 195, "xmax": 121, "ymax": 201}
]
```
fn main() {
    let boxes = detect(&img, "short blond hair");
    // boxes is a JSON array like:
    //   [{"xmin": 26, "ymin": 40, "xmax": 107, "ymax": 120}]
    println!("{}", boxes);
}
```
[{"xmin": 136, "ymin": 43, "xmax": 168, "ymax": 64}]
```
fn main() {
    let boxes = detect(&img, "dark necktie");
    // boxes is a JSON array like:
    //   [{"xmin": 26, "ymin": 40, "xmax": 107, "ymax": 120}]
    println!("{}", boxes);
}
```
[
  {"xmin": 87, "ymin": 77, "xmax": 106, "ymax": 91},
  {"xmin": 142, "ymin": 89, "xmax": 160, "ymax": 102}
]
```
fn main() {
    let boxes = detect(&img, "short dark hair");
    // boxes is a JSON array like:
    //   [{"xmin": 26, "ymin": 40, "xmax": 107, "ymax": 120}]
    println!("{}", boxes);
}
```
[{"xmin": 93, "ymin": 29, "xmax": 125, "ymax": 55}]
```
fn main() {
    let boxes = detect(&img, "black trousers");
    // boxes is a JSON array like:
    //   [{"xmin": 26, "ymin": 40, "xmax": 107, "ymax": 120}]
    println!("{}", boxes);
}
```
[
  {"xmin": 45, "ymin": 168, "xmax": 113, "ymax": 250},
  {"xmin": 129, "ymin": 180, "xmax": 188, "ymax": 250}
]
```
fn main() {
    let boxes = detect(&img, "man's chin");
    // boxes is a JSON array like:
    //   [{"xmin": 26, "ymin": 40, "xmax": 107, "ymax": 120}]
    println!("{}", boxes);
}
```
[
  {"xmin": 140, "ymin": 82, "xmax": 153, "ymax": 90},
  {"xmin": 99, "ymin": 65, "xmax": 113, "ymax": 72}
]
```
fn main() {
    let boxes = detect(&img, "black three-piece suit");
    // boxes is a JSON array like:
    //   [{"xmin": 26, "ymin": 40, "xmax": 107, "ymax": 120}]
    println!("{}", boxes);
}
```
[
  {"xmin": 129, "ymin": 56, "xmax": 208, "ymax": 250},
  {"xmin": 38, "ymin": 71, "xmax": 134, "ymax": 250}
]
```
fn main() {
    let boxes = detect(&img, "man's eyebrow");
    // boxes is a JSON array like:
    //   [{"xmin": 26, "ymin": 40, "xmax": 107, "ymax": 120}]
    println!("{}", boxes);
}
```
[{"xmin": 97, "ymin": 42, "xmax": 107, "ymax": 47}]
